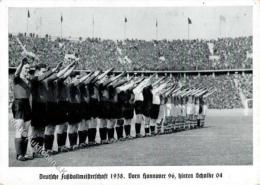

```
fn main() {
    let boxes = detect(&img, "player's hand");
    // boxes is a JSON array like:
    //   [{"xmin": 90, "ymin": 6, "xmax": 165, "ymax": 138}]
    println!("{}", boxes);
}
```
[
  {"xmin": 53, "ymin": 61, "xmax": 63, "ymax": 72},
  {"xmin": 21, "ymin": 50, "xmax": 27, "ymax": 58}
]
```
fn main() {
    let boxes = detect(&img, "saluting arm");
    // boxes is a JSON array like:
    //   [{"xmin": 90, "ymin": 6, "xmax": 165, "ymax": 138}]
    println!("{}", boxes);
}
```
[
  {"xmin": 78, "ymin": 72, "xmax": 94, "ymax": 84},
  {"xmin": 62, "ymin": 65, "xmax": 77, "ymax": 80},
  {"xmin": 36, "ymin": 61, "xmax": 63, "ymax": 81},
  {"xmin": 57, "ymin": 60, "xmax": 76, "ymax": 78},
  {"xmin": 117, "ymin": 80, "xmax": 135, "ymax": 92},
  {"xmin": 14, "ymin": 58, "xmax": 26, "ymax": 77}
]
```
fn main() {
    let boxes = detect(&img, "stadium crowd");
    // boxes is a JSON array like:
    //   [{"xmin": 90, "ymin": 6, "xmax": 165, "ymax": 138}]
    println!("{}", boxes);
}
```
[
  {"xmin": 8, "ymin": 33, "xmax": 253, "ymax": 109},
  {"xmin": 236, "ymin": 73, "xmax": 253, "ymax": 99},
  {"xmin": 181, "ymin": 74, "xmax": 243, "ymax": 109},
  {"xmin": 9, "ymin": 33, "xmax": 252, "ymax": 70}
]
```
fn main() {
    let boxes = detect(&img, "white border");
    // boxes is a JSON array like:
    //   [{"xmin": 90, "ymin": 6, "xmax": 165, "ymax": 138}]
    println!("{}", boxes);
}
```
[{"xmin": 0, "ymin": 0, "xmax": 259, "ymax": 185}]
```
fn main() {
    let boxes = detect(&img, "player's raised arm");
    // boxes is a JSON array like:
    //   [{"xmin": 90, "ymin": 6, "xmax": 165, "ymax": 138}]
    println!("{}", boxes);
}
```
[
  {"xmin": 61, "ymin": 63, "xmax": 77, "ymax": 79},
  {"xmin": 96, "ymin": 67, "xmax": 114, "ymax": 81},
  {"xmin": 152, "ymin": 77, "xmax": 165, "ymax": 88},
  {"xmin": 57, "ymin": 60, "xmax": 76, "ymax": 78},
  {"xmin": 84, "ymin": 71, "xmax": 100, "ymax": 84},
  {"xmin": 78, "ymin": 72, "xmax": 94, "ymax": 84},
  {"xmin": 108, "ymin": 72, "xmax": 126, "ymax": 87},
  {"xmin": 36, "ymin": 62, "xmax": 63, "ymax": 82},
  {"xmin": 14, "ymin": 57, "xmax": 28, "ymax": 77}
]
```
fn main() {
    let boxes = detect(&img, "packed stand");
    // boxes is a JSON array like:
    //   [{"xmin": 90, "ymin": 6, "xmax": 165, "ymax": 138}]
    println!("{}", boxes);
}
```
[
  {"xmin": 9, "ymin": 33, "xmax": 252, "ymax": 71},
  {"xmin": 180, "ymin": 74, "xmax": 243, "ymax": 109}
]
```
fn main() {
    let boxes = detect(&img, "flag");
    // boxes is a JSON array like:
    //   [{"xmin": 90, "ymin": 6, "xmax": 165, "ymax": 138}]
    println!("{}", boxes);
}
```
[
  {"xmin": 27, "ymin": 10, "xmax": 30, "ymax": 18},
  {"xmin": 61, "ymin": 15, "xmax": 63, "ymax": 23},
  {"xmin": 124, "ymin": 17, "xmax": 127, "ymax": 23},
  {"xmin": 188, "ymin": 17, "xmax": 192, "ymax": 24},
  {"xmin": 156, "ymin": 19, "xmax": 158, "ymax": 27},
  {"xmin": 220, "ymin": 15, "xmax": 226, "ymax": 22}
]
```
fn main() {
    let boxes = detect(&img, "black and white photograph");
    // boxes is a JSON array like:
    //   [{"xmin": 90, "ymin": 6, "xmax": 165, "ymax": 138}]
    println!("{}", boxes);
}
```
[
  {"xmin": 1, "ymin": 0, "xmax": 260, "ymax": 183},
  {"xmin": 7, "ymin": 6, "xmax": 254, "ymax": 168}
]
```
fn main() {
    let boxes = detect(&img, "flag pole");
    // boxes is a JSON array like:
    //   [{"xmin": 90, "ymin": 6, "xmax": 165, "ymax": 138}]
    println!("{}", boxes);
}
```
[
  {"xmin": 124, "ymin": 18, "xmax": 126, "ymax": 40},
  {"xmin": 27, "ymin": 17, "xmax": 29, "ymax": 35},
  {"xmin": 60, "ymin": 14, "xmax": 63, "ymax": 38},
  {"xmin": 188, "ymin": 22, "xmax": 189, "ymax": 40},
  {"xmin": 92, "ymin": 16, "xmax": 95, "ymax": 38},
  {"xmin": 219, "ymin": 19, "xmax": 221, "ymax": 38},
  {"xmin": 61, "ymin": 22, "xmax": 62, "ymax": 38},
  {"xmin": 26, "ymin": 10, "xmax": 29, "ymax": 35},
  {"xmin": 156, "ymin": 19, "xmax": 158, "ymax": 40},
  {"xmin": 39, "ymin": 17, "xmax": 42, "ymax": 36}
]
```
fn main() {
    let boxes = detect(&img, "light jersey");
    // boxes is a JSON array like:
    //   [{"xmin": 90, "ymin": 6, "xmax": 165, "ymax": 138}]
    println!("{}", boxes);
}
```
[
  {"xmin": 134, "ymin": 91, "xmax": 144, "ymax": 102},
  {"xmin": 186, "ymin": 103, "xmax": 194, "ymax": 115},
  {"xmin": 194, "ymin": 104, "xmax": 200, "ymax": 115},
  {"xmin": 157, "ymin": 104, "xmax": 165, "ymax": 120},
  {"xmin": 171, "ymin": 104, "xmax": 178, "ymax": 117},
  {"xmin": 181, "ymin": 105, "xmax": 186, "ymax": 117},
  {"xmin": 165, "ymin": 103, "xmax": 172, "ymax": 117},
  {"xmin": 152, "ymin": 93, "xmax": 161, "ymax": 105},
  {"xmin": 177, "ymin": 105, "xmax": 182, "ymax": 116},
  {"xmin": 202, "ymin": 105, "xmax": 207, "ymax": 115}
]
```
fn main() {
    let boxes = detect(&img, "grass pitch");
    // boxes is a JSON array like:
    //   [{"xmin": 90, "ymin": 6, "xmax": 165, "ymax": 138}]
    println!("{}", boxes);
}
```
[{"xmin": 9, "ymin": 110, "xmax": 252, "ymax": 166}]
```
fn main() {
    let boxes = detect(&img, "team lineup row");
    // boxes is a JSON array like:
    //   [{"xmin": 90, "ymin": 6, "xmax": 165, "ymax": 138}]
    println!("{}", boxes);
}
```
[{"xmin": 12, "ymin": 51, "xmax": 214, "ymax": 161}]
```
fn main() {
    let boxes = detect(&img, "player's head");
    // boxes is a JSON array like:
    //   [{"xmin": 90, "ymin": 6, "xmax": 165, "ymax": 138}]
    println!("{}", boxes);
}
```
[
  {"xmin": 34, "ymin": 63, "xmax": 47, "ymax": 77},
  {"xmin": 20, "ymin": 58, "xmax": 30, "ymax": 79},
  {"xmin": 70, "ymin": 71, "xmax": 80, "ymax": 83}
]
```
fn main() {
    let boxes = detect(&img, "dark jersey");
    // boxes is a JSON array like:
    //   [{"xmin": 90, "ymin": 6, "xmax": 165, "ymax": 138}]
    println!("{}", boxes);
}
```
[
  {"xmin": 31, "ymin": 70, "xmax": 53, "ymax": 103},
  {"xmin": 142, "ymin": 85, "xmax": 153, "ymax": 105},
  {"xmin": 100, "ymin": 88, "xmax": 109, "ymax": 101},
  {"xmin": 47, "ymin": 80, "xmax": 58, "ymax": 103},
  {"xmin": 69, "ymin": 83, "xmax": 81, "ymax": 103},
  {"xmin": 13, "ymin": 76, "xmax": 30, "ymax": 99},
  {"xmin": 57, "ymin": 79, "xmax": 69, "ymax": 102},
  {"xmin": 108, "ymin": 86, "xmax": 118, "ymax": 103},
  {"xmin": 79, "ymin": 84, "xmax": 89, "ymax": 103}
]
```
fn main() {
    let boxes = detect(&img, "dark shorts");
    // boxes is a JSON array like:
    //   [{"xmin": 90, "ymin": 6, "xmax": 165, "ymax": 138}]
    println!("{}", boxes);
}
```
[
  {"xmin": 99, "ymin": 100, "xmax": 111, "ymax": 119},
  {"xmin": 117, "ymin": 103, "xmax": 125, "ymax": 119},
  {"xmin": 31, "ymin": 101, "xmax": 47, "ymax": 127},
  {"xmin": 56, "ymin": 101, "xmax": 69, "ymax": 124},
  {"xmin": 134, "ymin": 101, "xmax": 143, "ymax": 115},
  {"xmin": 68, "ymin": 103, "xmax": 81, "ymax": 125},
  {"xmin": 12, "ymin": 99, "xmax": 32, "ymax": 122},
  {"xmin": 142, "ymin": 102, "xmax": 152, "ymax": 118},
  {"xmin": 89, "ymin": 98, "xmax": 99, "ymax": 118},
  {"xmin": 46, "ymin": 102, "xmax": 59, "ymax": 125},
  {"xmin": 81, "ymin": 102, "xmax": 91, "ymax": 120},
  {"xmin": 150, "ymin": 104, "xmax": 160, "ymax": 119},
  {"xmin": 109, "ymin": 102, "xmax": 117, "ymax": 119},
  {"xmin": 123, "ymin": 103, "xmax": 134, "ymax": 119}
]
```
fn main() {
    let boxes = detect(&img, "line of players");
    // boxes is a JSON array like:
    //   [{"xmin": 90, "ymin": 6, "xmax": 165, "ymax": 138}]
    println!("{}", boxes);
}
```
[{"xmin": 12, "ymin": 53, "xmax": 213, "ymax": 161}]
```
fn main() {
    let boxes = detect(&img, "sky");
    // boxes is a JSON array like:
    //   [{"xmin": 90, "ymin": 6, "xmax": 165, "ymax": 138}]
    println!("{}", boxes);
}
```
[{"xmin": 8, "ymin": 7, "xmax": 252, "ymax": 40}]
